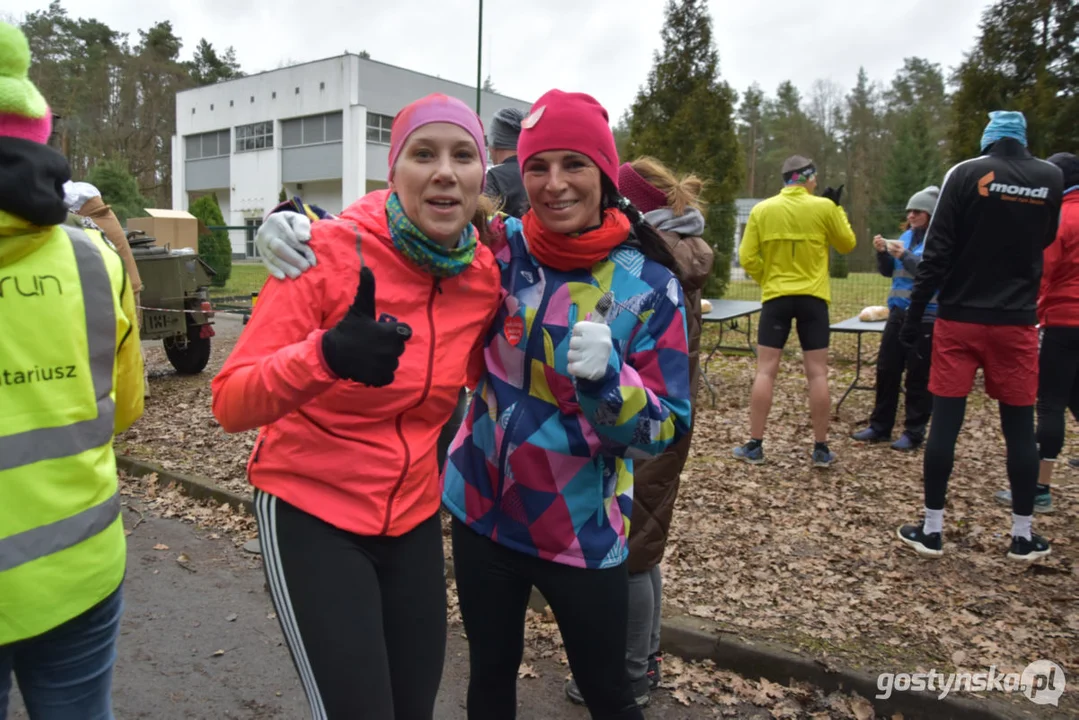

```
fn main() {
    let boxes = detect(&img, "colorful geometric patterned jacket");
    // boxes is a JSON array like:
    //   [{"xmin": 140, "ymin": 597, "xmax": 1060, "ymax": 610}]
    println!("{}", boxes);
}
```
[{"xmin": 442, "ymin": 216, "xmax": 693, "ymax": 569}]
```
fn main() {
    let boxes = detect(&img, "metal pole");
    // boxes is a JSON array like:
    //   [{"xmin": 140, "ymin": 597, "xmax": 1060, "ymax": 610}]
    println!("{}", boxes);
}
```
[{"xmin": 476, "ymin": 0, "xmax": 483, "ymax": 114}]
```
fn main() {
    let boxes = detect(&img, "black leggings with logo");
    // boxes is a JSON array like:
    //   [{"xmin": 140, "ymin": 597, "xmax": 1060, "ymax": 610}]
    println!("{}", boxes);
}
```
[{"xmin": 255, "ymin": 491, "xmax": 447, "ymax": 719}]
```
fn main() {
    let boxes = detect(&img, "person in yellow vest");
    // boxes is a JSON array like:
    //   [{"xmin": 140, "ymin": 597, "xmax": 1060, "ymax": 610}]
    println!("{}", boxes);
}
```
[{"xmin": 0, "ymin": 21, "xmax": 143, "ymax": 719}]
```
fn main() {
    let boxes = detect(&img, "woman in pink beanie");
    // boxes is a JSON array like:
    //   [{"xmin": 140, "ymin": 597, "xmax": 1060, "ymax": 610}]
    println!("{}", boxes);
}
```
[
  {"xmin": 252, "ymin": 88, "xmax": 694, "ymax": 720},
  {"xmin": 213, "ymin": 92, "xmax": 502, "ymax": 719}
]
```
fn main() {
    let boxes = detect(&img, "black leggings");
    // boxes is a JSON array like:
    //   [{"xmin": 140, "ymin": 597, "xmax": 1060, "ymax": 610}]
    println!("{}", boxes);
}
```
[
  {"xmin": 255, "ymin": 491, "xmax": 447, "ymax": 719},
  {"xmin": 923, "ymin": 397, "xmax": 1038, "ymax": 516},
  {"xmin": 451, "ymin": 518, "xmax": 643, "ymax": 720},
  {"xmin": 870, "ymin": 310, "xmax": 933, "ymax": 440},
  {"xmin": 1036, "ymin": 326, "xmax": 1079, "ymax": 462}
]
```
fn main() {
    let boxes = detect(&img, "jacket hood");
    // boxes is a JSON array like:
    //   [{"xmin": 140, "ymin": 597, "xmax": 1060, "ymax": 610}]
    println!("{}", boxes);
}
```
[
  {"xmin": 645, "ymin": 207, "xmax": 705, "ymax": 237},
  {"xmin": 0, "ymin": 137, "xmax": 70, "ymax": 228}
]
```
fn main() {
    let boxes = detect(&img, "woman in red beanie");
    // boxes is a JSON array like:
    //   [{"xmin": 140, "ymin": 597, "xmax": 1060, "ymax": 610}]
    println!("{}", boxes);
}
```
[
  {"xmin": 443, "ymin": 90, "xmax": 693, "ymax": 720},
  {"xmin": 562, "ymin": 156, "xmax": 714, "ymax": 708},
  {"xmin": 212, "ymin": 93, "xmax": 501, "ymax": 719}
]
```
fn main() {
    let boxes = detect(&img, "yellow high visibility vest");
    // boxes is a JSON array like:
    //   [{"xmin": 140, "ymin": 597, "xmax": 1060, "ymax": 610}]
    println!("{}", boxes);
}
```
[{"xmin": 0, "ymin": 224, "xmax": 127, "ymax": 645}]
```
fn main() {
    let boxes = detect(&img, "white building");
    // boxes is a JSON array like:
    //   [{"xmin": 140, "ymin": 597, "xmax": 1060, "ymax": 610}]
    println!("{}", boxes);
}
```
[
  {"xmin": 731, "ymin": 198, "xmax": 763, "ymax": 270},
  {"xmin": 173, "ymin": 54, "xmax": 532, "ymax": 258}
]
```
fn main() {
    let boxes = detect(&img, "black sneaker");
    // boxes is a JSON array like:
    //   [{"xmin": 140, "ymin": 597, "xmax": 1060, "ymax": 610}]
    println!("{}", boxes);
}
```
[
  {"xmin": 1007, "ymin": 533, "xmax": 1052, "ymax": 562},
  {"xmin": 896, "ymin": 523, "xmax": 943, "ymax": 557},
  {"xmin": 647, "ymin": 653, "xmax": 662, "ymax": 689}
]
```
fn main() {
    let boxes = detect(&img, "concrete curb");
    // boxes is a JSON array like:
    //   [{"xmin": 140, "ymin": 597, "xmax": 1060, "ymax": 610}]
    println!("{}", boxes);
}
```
[
  {"xmin": 657, "ymin": 617, "xmax": 1037, "ymax": 720},
  {"xmin": 116, "ymin": 455, "xmax": 253, "ymax": 514},
  {"xmin": 116, "ymin": 455, "xmax": 1046, "ymax": 720}
]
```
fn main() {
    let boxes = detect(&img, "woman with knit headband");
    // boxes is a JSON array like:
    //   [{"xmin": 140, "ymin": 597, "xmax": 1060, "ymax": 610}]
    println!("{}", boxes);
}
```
[
  {"xmin": 212, "ymin": 93, "xmax": 501, "ymax": 719},
  {"xmin": 254, "ymin": 89, "xmax": 693, "ymax": 720}
]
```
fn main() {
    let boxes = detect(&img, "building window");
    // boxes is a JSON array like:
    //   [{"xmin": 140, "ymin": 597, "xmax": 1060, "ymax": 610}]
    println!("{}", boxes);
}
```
[
  {"xmin": 185, "ymin": 129, "xmax": 230, "ymax": 160},
  {"xmin": 366, "ymin": 113, "xmax": 392, "ymax": 145},
  {"xmin": 236, "ymin": 121, "xmax": 274, "ymax": 152},
  {"xmin": 245, "ymin": 218, "xmax": 262, "ymax": 258},
  {"xmin": 281, "ymin": 112, "xmax": 343, "ymax": 148}
]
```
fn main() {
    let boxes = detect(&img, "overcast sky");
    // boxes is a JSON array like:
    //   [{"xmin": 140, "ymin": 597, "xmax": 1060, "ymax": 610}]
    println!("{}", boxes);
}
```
[{"xmin": 9, "ymin": 0, "xmax": 993, "ymax": 118}]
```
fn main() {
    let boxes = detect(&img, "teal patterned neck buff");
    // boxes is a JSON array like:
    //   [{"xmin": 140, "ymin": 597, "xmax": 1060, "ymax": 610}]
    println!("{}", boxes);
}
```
[{"xmin": 385, "ymin": 192, "xmax": 477, "ymax": 278}]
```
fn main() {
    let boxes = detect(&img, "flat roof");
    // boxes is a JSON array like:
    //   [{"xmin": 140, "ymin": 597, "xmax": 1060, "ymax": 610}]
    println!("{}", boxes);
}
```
[{"xmin": 177, "ymin": 52, "xmax": 531, "ymax": 106}]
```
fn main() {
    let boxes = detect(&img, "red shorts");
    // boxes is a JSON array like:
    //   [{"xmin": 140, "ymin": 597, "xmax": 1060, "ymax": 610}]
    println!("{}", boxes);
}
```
[{"xmin": 929, "ymin": 319, "xmax": 1038, "ymax": 405}]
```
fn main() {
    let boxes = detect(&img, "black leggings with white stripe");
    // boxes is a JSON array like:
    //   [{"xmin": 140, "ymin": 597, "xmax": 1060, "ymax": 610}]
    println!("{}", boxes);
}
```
[{"xmin": 254, "ymin": 490, "xmax": 446, "ymax": 719}]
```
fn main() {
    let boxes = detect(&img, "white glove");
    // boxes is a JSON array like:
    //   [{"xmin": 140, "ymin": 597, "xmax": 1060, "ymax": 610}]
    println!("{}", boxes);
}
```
[
  {"xmin": 567, "ymin": 321, "xmax": 613, "ymax": 382},
  {"xmin": 256, "ymin": 212, "xmax": 317, "ymax": 280}
]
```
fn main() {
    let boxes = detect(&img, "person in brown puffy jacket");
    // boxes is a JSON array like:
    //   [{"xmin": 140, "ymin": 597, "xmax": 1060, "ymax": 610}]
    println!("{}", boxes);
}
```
[
  {"xmin": 63, "ymin": 181, "xmax": 143, "ymax": 301},
  {"xmin": 64, "ymin": 180, "xmax": 149, "ymax": 397},
  {"xmin": 565, "ymin": 156, "xmax": 714, "ymax": 708}
]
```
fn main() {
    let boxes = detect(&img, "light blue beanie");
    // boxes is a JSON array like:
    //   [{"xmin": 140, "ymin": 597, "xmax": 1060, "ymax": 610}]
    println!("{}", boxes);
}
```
[{"xmin": 980, "ymin": 110, "xmax": 1027, "ymax": 152}]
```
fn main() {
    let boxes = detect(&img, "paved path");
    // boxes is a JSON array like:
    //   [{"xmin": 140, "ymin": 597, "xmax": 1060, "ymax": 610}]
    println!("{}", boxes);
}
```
[{"xmin": 9, "ymin": 511, "xmax": 748, "ymax": 719}]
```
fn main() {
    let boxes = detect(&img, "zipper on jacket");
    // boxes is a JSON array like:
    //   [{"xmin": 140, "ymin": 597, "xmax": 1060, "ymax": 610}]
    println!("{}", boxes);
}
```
[
  {"xmin": 251, "ymin": 432, "xmax": 266, "ymax": 464},
  {"xmin": 495, "ymin": 267, "xmax": 579, "ymax": 500},
  {"xmin": 380, "ymin": 277, "xmax": 440, "ymax": 534}
]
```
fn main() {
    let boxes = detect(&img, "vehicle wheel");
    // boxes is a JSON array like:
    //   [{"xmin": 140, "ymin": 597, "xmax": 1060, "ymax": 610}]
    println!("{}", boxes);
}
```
[{"xmin": 163, "ymin": 325, "xmax": 211, "ymax": 374}]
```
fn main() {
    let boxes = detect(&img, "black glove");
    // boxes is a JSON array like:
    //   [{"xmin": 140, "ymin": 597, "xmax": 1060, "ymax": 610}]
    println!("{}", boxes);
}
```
[
  {"xmin": 321, "ymin": 267, "xmax": 411, "ymax": 386},
  {"xmin": 899, "ymin": 318, "xmax": 921, "ymax": 350},
  {"xmin": 821, "ymin": 184, "xmax": 844, "ymax": 206}
]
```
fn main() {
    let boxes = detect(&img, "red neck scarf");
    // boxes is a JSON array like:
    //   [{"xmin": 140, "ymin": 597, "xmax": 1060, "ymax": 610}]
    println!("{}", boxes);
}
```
[{"xmin": 522, "ymin": 208, "xmax": 632, "ymax": 272}]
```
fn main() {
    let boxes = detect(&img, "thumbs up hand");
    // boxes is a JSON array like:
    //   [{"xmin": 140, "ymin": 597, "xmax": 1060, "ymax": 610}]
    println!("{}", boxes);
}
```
[{"xmin": 320, "ymin": 266, "xmax": 412, "ymax": 386}]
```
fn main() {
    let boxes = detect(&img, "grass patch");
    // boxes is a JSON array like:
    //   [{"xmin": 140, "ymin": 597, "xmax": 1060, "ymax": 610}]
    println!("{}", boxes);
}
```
[
  {"xmin": 711, "ymin": 272, "xmax": 894, "ymax": 364},
  {"xmin": 722, "ymin": 272, "xmax": 893, "ymax": 322},
  {"xmin": 209, "ymin": 264, "xmax": 269, "ymax": 299}
]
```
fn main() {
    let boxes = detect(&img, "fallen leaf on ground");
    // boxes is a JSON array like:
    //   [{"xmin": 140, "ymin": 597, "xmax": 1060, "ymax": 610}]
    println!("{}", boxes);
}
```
[
  {"xmin": 152, "ymin": 543, "xmax": 169, "ymax": 551},
  {"xmin": 850, "ymin": 693, "xmax": 875, "ymax": 720}
]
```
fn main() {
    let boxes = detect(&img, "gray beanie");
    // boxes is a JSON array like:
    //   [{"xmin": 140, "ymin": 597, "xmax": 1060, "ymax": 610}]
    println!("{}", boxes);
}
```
[
  {"xmin": 781, "ymin": 155, "xmax": 816, "ymax": 183},
  {"xmin": 906, "ymin": 185, "xmax": 940, "ymax": 215},
  {"xmin": 489, "ymin": 107, "xmax": 526, "ymax": 150}
]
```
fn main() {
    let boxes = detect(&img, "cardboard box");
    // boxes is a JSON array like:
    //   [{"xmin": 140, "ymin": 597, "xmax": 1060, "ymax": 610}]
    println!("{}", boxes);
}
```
[{"xmin": 127, "ymin": 209, "xmax": 208, "ymax": 253}]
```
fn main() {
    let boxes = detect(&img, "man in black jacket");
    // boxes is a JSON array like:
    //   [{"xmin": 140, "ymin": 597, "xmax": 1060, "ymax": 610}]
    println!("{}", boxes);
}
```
[
  {"xmin": 896, "ymin": 110, "xmax": 1063, "ymax": 562},
  {"xmin": 484, "ymin": 107, "xmax": 528, "ymax": 218}
]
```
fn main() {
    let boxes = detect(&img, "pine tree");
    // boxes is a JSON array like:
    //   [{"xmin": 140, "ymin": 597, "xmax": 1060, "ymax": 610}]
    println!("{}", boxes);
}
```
[
  {"xmin": 948, "ymin": 0, "xmax": 1075, "ymax": 159},
  {"xmin": 842, "ymin": 67, "xmax": 886, "ymax": 272},
  {"xmin": 85, "ymin": 157, "xmax": 150, "ymax": 224},
  {"xmin": 188, "ymin": 39, "xmax": 244, "ymax": 86},
  {"xmin": 627, "ymin": 0, "xmax": 743, "ymax": 296},
  {"xmin": 736, "ymin": 84, "xmax": 765, "ymax": 196},
  {"xmin": 871, "ymin": 107, "xmax": 941, "ymax": 237},
  {"xmin": 188, "ymin": 194, "xmax": 232, "ymax": 287}
]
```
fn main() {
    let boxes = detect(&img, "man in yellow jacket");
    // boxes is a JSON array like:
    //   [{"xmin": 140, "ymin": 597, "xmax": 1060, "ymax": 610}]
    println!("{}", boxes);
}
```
[
  {"xmin": 0, "ymin": 21, "xmax": 143, "ymax": 719},
  {"xmin": 734, "ymin": 155, "xmax": 856, "ymax": 468}
]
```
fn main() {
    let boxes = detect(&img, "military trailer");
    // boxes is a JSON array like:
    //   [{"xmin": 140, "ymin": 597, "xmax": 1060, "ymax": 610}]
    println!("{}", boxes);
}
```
[{"xmin": 128, "ymin": 231, "xmax": 216, "ymax": 374}]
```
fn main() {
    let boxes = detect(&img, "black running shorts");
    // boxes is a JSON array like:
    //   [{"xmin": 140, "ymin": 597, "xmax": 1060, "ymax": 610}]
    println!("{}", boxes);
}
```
[{"xmin": 758, "ymin": 295, "xmax": 830, "ymax": 351}]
